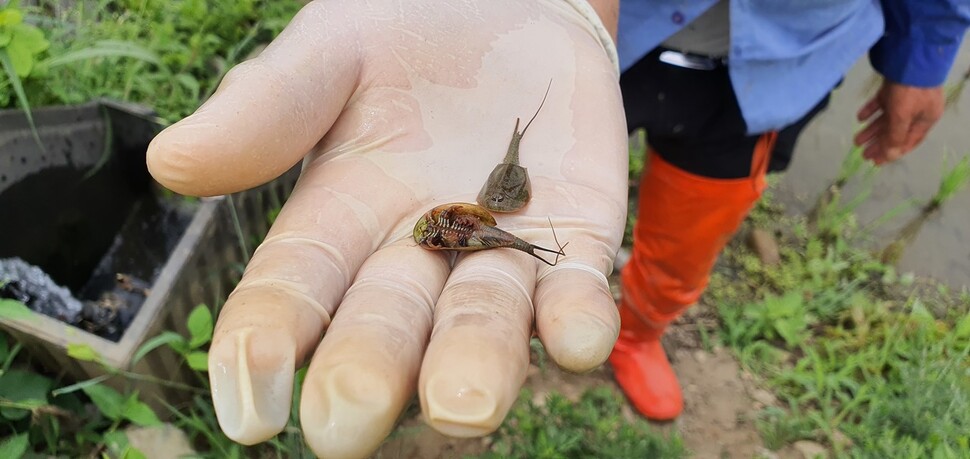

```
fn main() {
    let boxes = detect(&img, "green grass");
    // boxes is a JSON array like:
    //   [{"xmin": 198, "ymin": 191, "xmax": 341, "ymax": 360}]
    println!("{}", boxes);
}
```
[
  {"xmin": 929, "ymin": 154, "xmax": 970, "ymax": 211},
  {"xmin": 1, "ymin": 0, "xmax": 303, "ymax": 123},
  {"xmin": 704, "ymin": 150, "xmax": 970, "ymax": 457},
  {"xmin": 1, "ymin": 2, "xmax": 309, "ymax": 455},
  {"xmin": 475, "ymin": 387, "xmax": 687, "ymax": 459}
]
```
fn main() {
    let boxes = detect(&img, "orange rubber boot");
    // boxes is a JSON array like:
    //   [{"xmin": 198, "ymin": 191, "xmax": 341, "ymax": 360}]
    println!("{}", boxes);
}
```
[{"xmin": 609, "ymin": 133, "xmax": 777, "ymax": 420}]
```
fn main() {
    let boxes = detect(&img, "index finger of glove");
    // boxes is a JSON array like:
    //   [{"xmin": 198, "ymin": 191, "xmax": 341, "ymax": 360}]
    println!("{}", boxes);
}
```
[
  {"xmin": 147, "ymin": 1, "xmax": 362, "ymax": 197},
  {"xmin": 207, "ymin": 157, "xmax": 416, "ymax": 445}
]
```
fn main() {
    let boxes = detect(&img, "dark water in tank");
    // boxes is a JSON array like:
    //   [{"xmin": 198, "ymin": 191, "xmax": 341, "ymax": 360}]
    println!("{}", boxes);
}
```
[{"xmin": 0, "ymin": 149, "xmax": 194, "ymax": 341}]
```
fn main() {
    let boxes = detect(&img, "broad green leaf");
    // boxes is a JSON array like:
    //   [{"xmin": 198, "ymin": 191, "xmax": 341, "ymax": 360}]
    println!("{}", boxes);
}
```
[
  {"xmin": 5, "ymin": 37, "xmax": 31, "ymax": 77},
  {"xmin": 0, "ymin": 9, "xmax": 24, "ymax": 27},
  {"xmin": 67, "ymin": 343, "xmax": 102, "ymax": 363},
  {"xmin": 133, "ymin": 331, "xmax": 187, "ymax": 363},
  {"xmin": 0, "ymin": 299, "xmax": 34, "ymax": 321},
  {"xmin": 0, "ymin": 29, "xmax": 11, "ymax": 47},
  {"xmin": 121, "ymin": 446, "xmax": 148, "ymax": 459},
  {"xmin": 122, "ymin": 395, "xmax": 161, "ymax": 427},
  {"xmin": 0, "ymin": 49, "xmax": 39, "ymax": 144},
  {"xmin": 0, "ymin": 398, "xmax": 45, "ymax": 411},
  {"xmin": 12, "ymin": 23, "xmax": 48, "ymax": 54},
  {"xmin": 186, "ymin": 351, "xmax": 208, "ymax": 372},
  {"xmin": 82, "ymin": 383, "xmax": 124, "ymax": 420},
  {"xmin": 187, "ymin": 305, "xmax": 213, "ymax": 349},
  {"xmin": 0, "ymin": 432, "xmax": 28, "ymax": 459},
  {"xmin": 0, "ymin": 369, "xmax": 52, "ymax": 420}
]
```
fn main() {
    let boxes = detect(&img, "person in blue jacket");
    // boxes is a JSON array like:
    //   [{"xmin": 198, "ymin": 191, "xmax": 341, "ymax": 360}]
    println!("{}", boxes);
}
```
[{"xmin": 611, "ymin": 0, "xmax": 970, "ymax": 421}]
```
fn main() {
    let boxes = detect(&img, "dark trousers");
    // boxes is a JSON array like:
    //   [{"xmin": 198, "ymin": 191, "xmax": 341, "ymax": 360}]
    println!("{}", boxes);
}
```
[{"xmin": 620, "ymin": 48, "xmax": 832, "ymax": 179}]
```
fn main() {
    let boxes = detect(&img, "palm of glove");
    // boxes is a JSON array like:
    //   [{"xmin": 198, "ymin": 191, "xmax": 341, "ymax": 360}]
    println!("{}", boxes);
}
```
[{"xmin": 147, "ymin": 1, "xmax": 626, "ymax": 458}]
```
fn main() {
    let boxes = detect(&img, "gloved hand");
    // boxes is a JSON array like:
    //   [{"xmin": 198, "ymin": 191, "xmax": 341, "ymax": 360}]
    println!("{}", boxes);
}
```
[{"xmin": 146, "ymin": 1, "xmax": 626, "ymax": 458}]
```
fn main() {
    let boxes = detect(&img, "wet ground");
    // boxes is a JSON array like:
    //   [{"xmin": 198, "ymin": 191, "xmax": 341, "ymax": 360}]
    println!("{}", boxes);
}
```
[{"xmin": 777, "ymin": 38, "xmax": 970, "ymax": 289}]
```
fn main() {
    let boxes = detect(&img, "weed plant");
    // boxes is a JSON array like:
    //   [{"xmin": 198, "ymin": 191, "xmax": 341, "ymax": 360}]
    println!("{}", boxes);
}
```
[
  {"xmin": 1, "ymin": 2, "xmax": 308, "ymax": 455},
  {"xmin": 477, "ymin": 387, "xmax": 687, "ymax": 459},
  {"xmin": 707, "ymin": 147, "xmax": 970, "ymax": 457},
  {"xmin": 928, "ymin": 154, "xmax": 970, "ymax": 212},
  {"xmin": 880, "ymin": 152, "xmax": 970, "ymax": 264},
  {"xmin": 1, "ymin": 0, "xmax": 303, "ymax": 124}
]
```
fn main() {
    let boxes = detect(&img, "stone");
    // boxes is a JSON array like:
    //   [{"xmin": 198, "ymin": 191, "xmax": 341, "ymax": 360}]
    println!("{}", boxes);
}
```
[
  {"xmin": 620, "ymin": 403, "xmax": 636, "ymax": 424},
  {"xmin": 793, "ymin": 440, "xmax": 828, "ymax": 459},
  {"xmin": 755, "ymin": 447, "xmax": 780, "ymax": 459},
  {"xmin": 750, "ymin": 388, "xmax": 777, "ymax": 407},
  {"xmin": 531, "ymin": 390, "xmax": 548, "ymax": 408},
  {"xmin": 123, "ymin": 423, "xmax": 195, "ymax": 459},
  {"xmin": 832, "ymin": 430, "xmax": 854, "ymax": 449},
  {"xmin": 693, "ymin": 350, "xmax": 708, "ymax": 364},
  {"xmin": 746, "ymin": 228, "xmax": 781, "ymax": 266}
]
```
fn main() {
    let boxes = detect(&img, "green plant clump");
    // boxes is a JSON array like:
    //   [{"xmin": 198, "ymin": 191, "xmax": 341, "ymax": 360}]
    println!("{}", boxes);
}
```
[
  {"xmin": 704, "ymin": 147, "xmax": 970, "ymax": 458},
  {"xmin": 476, "ymin": 386, "xmax": 688, "ymax": 459},
  {"xmin": 0, "ymin": 330, "xmax": 161, "ymax": 458},
  {"xmin": 1, "ymin": 0, "xmax": 304, "ymax": 123}
]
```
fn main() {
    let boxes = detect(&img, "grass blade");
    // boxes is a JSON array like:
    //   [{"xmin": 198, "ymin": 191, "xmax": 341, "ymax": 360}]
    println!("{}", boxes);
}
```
[
  {"xmin": 81, "ymin": 104, "xmax": 114, "ymax": 180},
  {"xmin": 0, "ymin": 48, "xmax": 44, "ymax": 150},
  {"xmin": 929, "ymin": 154, "xmax": 970, "ymax": 211},
  {"xmin": 132, "ymin": 331, "xmax": 187, "ymax": 365},
  {"xmin": 40, "ymin": 40, "xmax": 161, "ymax": 68},
  {"xmin": 51, "ymin": 374, "xmax": 112, "ymax": 397}
]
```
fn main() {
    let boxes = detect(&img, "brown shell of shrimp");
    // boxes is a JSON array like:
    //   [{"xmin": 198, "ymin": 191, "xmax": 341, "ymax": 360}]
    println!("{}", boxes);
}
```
[{"xmin": 413, "ymin": 202, "xmax": 567, "ymax": 266}]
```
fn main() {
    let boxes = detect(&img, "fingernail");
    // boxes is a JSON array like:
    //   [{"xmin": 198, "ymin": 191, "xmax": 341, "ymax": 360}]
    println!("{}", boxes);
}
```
[
  {"xmin": 209, "ymin": 329, "xmax": 294, "ymax": 445},
  {"xmin": 301, "ymin": 364, "xmax": 398, "ymax": 459},
  {"xmin": 543, "ymin": 317, "xmax": 618, "ymax": 372},
  {"xmin": 423, "ymin": 374, "xmax": 500, "ymax": 437}
]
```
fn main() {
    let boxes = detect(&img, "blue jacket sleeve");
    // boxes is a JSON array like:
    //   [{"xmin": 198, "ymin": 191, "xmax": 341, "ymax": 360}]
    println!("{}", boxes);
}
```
[{"xmin": 869, "ymin": 0, "xmax": 970, "ymax": 87}]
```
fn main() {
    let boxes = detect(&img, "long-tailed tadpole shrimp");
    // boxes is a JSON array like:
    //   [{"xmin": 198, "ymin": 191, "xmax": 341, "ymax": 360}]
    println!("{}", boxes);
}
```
[{"xmin": 413, "ymin": 202, "xmax": 567, "ymax": 266}]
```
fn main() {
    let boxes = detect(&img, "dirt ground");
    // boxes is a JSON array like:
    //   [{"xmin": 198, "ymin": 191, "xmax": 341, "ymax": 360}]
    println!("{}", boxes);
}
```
[{"xmin": 373, "ymin": 281, "xmax": 800, "ymax": 459}]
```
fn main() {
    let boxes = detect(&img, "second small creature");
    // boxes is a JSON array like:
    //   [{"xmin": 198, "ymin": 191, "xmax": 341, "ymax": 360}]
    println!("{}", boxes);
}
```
[{"xmin": 477, "ymin": 80, "xmax": 553, "ymax": 212}]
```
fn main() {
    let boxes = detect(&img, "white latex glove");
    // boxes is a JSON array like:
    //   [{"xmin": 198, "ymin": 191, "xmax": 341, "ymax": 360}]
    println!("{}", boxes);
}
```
[{"xmin": 146, "ymin": 1, "xmax": 627, "ymax": 458}]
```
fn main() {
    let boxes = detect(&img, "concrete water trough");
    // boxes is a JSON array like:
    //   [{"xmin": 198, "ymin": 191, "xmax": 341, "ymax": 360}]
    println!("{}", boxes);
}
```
[{"xmin": 0, "ymin": 100, "xmax": 298, "ymax": 405}]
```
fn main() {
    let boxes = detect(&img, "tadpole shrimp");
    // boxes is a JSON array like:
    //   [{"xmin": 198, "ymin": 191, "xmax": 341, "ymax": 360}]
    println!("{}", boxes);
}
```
[{"xmin": 413, "ymin": 202, "xmax": 567, "ymax": 266}]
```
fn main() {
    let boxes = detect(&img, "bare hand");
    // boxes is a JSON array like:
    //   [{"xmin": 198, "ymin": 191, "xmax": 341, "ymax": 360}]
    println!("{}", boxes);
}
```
[{"xmin": 854, "ymin": 80, "xmax": 944, "ymax": 165}]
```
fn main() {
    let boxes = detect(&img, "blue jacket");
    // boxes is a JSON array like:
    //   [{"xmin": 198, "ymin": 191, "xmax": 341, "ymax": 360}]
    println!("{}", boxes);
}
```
[{"xmin": 617, "ymin": 1, "xmax": 970, "ymax": 134}]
